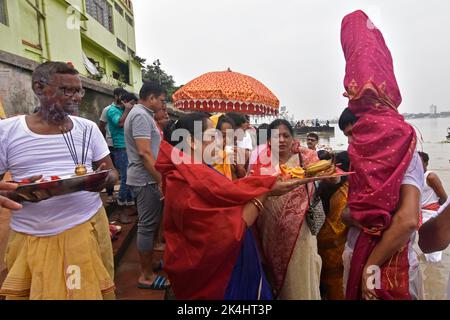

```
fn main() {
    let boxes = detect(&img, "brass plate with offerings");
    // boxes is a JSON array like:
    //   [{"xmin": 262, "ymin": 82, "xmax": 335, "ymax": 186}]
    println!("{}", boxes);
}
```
[{"xmin": 280, "ymin": 159, "xmax": 354, "ymax": 183}]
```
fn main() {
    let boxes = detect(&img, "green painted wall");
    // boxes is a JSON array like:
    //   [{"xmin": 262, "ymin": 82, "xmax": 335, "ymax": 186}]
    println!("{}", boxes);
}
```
[
  {"xmin": 105, "ymin": 56, "xmax": 122, "ymax": 80},
  {"xmin": 113, "ymin": 9, "xmax": 128, "ymax": 53},
  {"xmin": 0, "ymin": 0, "xmax": 142, "ymax": 93},
  {"xmin": 130, "ymin": 59, "xmax": 142, "ymax": 92},
  {"xmin": 80, "ymin": 0, "xmax": 136, "ymax": 63},
  {"xmin": 0, "ymin": 0, "xmax": 25, "ymax": 58},
  {"xmin": 82, "ymin": 36, "xmax": 137, "ymax": 93},
  {"xmin": 19, "ymin": 1, "xmax": 41, "ymax": 48},
  {"xmin": 127, "ymin": 21, "xmax": 135, "ymax": 51},
  {"xmin": 45, "ymin": 0, "xmax": 85, "ymax": 71},
  {"xmin": 23, "ymin": 47, "xmax": 43, "ymax": 62}
]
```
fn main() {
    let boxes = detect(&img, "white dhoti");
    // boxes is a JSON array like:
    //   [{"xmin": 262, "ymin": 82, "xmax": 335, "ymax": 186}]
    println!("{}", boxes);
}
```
[
  {"xmin": 447, "ymin": 275, "xmax": 450, "ymax": 300},
  {"xmin": 342, "ymin": 227, "xmax": 422, "ymax": 299},
  {"xmin": 421, "ymin": 209, "xmax": 443, "ymax": 263}
]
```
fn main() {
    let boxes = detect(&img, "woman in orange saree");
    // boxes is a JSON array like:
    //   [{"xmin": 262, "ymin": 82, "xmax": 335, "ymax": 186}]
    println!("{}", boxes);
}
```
[{"xmin": 317, "ymin": 151, "xmax": 350, "ymax": 300}]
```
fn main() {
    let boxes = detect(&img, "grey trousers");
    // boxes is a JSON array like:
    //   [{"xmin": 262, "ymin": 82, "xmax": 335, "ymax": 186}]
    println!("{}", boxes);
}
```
[{"xmin": 130, "ymin": 184, "xmax": 163, "ymax": 253}]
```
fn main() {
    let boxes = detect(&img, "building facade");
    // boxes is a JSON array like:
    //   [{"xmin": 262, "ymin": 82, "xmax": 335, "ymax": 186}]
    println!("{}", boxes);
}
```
[{"xmin": 0, "ymin": 0, "xmax": 142, "ymax": 120}]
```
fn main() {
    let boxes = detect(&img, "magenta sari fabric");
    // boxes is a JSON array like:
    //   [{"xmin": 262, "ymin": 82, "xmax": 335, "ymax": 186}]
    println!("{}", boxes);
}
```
[{"xmin": 341, "ymin": 10, "xmax": 417, "ymax": 300}]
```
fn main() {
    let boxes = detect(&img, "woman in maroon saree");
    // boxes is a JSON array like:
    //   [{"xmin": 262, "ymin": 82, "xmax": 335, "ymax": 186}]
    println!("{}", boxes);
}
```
[{"xmin": 251, "ymin": 120, "xmax": 322, "ymax": 299}]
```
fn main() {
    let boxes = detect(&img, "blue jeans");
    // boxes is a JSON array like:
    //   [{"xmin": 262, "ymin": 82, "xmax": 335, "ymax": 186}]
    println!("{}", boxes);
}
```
[{"xmin": 113, "ymin": 149, "xmax": 133, "ymax": 203}]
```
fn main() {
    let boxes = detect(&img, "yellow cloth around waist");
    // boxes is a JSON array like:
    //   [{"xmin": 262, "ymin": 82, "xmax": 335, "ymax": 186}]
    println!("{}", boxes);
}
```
[
  {"xmin": 0, "ymin": 97, "xmax": 6, "ymax": 119},
  {"xmin": 0, "ymin": 207, "xmax": 115, "ymax": 300}
]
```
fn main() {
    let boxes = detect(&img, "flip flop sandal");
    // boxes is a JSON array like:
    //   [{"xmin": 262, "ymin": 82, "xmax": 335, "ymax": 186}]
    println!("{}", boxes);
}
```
[{"xmin": 138, "ymin": 275, "xmax": 170, "ymax": 290}]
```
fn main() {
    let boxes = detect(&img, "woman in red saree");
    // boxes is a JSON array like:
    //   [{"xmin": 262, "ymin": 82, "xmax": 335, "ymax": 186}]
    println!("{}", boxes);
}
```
[
  {"xmin": 155, "ymin": 113, "xmax": 304, "ymax": 300},
  {"xmin": 341, "ymin": 10, "xmax": 420, "ymax": 300},
  {"xmin": 252, "ymin": 119, "xmax": 322, "ymax": 299}
]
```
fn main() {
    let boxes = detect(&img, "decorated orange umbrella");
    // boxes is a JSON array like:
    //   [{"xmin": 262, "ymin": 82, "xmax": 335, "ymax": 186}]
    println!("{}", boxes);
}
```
[{"xmin": 173, "ymin": 69, "xmax": 280, "ymax": 115}]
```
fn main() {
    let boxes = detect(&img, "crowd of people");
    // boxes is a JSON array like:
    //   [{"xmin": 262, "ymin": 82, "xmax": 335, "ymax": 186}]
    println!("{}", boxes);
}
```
[
  {"xmin": 0, "ymin": 10, "xmax": 450, "ymax": 300},
  {"xmin": 294, "ymin": 119, "xmax": 330, "ymax": 128},
  {"xmin": 97, "ymin": 81, "xmax": 170, "ymax": 289}
]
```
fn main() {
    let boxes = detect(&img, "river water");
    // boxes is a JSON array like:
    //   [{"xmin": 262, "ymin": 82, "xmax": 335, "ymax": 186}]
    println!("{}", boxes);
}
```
[
  {"xmin": 299, "ymin": 117, "xmax": 450, "ymax": 300},
  {"xmin": 301, "ymin": 117, "xmax": 450, "ymax": 190}
]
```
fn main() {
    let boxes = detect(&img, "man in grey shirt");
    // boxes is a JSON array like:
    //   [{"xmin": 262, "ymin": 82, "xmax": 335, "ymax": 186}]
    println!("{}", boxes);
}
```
[{"xmin": 124, "ymin": 81, "xmax": 169, "ymax": 290}]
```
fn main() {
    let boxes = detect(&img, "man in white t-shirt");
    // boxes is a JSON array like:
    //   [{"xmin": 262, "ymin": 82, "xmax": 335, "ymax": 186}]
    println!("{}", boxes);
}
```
[
  {"xmin": 238, "ymin": 115, "xmax": 255, "ymax": 151},
  {"xmin": 0, "ymin": 62, "xmax": 118, "ymax": 300},
  {"xmin": 226, "ymin": 113, "xmax": 253, "ymax": 151}
]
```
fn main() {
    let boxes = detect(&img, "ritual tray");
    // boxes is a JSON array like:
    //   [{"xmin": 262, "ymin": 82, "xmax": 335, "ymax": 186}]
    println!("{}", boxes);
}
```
[
  {"xmin": 14, "ymin": 170, "xmax": 110, "ymax": 200},
  {"xmin": 296, "ymin": 170, "xmax": 354, "ymax": 183},
  {"xmin": 279, "ymin": 168, "xmax": 354, "ymax": 184}
]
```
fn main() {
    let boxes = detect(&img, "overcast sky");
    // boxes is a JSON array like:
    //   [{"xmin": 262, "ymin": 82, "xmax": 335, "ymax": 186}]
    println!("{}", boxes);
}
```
[{"xmin": 133, "ymin": 0, "xmax": 450, "ymax": 119}]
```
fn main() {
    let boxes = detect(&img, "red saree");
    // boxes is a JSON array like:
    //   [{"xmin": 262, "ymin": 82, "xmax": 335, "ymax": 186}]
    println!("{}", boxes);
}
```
[
  {"xmin": 341, "ymin": 10, "xmax": 417, "ymax": 300},
  {"xmin": 155, "ymin": 141, "xmax": 276, "ymax": 299}
]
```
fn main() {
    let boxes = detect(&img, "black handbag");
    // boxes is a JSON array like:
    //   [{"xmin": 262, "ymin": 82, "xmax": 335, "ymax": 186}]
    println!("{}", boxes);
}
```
[
  {"xmin": 304, "ymin": 183, "xmax": 326, "ymax": 236},
  {"xmin": 298, "ymin": 152, "xmax": 326, "ymax": 236}
]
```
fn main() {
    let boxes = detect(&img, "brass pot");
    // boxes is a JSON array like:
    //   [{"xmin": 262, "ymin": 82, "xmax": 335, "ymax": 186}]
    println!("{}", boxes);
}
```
[{"xmin": 75, "ymin": 164, "xmax": 88, "ymax": 176}]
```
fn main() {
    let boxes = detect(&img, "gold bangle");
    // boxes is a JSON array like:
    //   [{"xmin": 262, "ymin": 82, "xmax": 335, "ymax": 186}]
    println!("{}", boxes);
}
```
[
  {"xmin": 250, "ymin": 198, "xmax": 265, "ymax": 213},
  {"xmin": 254, "ymin": 198, "xmax": 265, "ymax": 211},
  {"xmin": 250, "ymin": 199, "xmax": 260, "ymax": 211}
]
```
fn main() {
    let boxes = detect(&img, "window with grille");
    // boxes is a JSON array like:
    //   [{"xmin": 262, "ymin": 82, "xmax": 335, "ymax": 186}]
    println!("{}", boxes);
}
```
[
  {"xmin": 117, "ymin": 38, "xmax": 126, "ymax": 51},
  {"xmin": 125, "ymin": 14, "xmax": 133, "ymax": 26},
  {"xmin": 86, "ymin": 0, "xmax": 114, "ymax": 33},
  {"xmin": 114, "ymin": 2, "xmax": 123, "ymax": 16},
  {"xmin": 123, "ymin": 0, "xmax": 133, "ymax": 12},
  {"xmin": 112, "ymin": 71, "xmax": 121, "ymax": 80},
  {"xmin": 127, "ymin": 48, "xmax": 135, "ymax": 57},
  {"xmin": 0, "ymin": 0, "xmax": 8, "ymax": 26}
]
